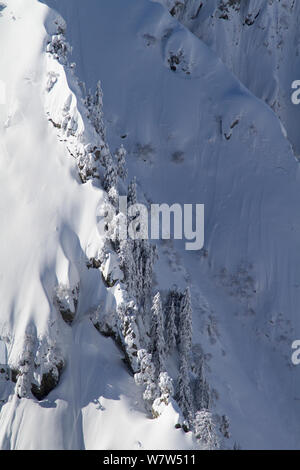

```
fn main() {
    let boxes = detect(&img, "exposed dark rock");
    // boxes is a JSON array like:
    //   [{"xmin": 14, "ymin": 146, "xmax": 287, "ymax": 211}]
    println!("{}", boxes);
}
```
[{"xmin": 31, "ymin": 361, "xmax": 64, "ymax": 401}]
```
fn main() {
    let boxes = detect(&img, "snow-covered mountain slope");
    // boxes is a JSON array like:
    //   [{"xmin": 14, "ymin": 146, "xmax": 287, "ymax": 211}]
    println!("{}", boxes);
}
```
[
  {"xmin": 1, "ymin": 0, "xmax": 300, "ymax": 450},
  {"xmin": 42, "ymin": 0, "xmax": 300, "ymax": 450},
  {"xmin": 0, "ymin": 0, "xmax": 194, "ymax": 450},
  {"xmin": 157, "ymin": 0, "xmax": 300, "ymax": 157}
]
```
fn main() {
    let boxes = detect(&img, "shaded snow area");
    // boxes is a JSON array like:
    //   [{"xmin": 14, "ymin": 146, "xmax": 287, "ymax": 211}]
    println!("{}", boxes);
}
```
[{"xmin": 0, "ymin": 0, "xmax": 300, "ymax": 450}]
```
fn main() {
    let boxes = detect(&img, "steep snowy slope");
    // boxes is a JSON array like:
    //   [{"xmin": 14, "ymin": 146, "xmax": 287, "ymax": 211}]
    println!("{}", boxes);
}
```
[
  {"xmin": 0, "ymin": 0, "xmax": 194, "ymax": 450},
  {"xmin": 157, "ymin": 0, "xmax": 300, "ymax": 156},
  {"xmin": 41, "ymin": 0, "xmax": 300, "ymax": 449},
  {"xmin": 2, "ymin": 0, "xmax": 300, "ymax": 450}
]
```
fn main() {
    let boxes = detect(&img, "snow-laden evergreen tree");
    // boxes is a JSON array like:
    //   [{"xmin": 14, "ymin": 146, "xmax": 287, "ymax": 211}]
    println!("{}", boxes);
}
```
[
  {"xmin": 177, "ymin": 355, "xmax": 193, "ymax": 421},
  {"xmin": 152, "ymin": 372, "xmax": 174, "ymax": 418},
  {"xmin": 85, "ymin": 80, "xmax": 105, "ymax": 141},
  {"xmin": 178, "ymin": 287, "xmax": 193, "ymax": 358},
  {"xmin": 119, "ymin": 238, "xmax": 136, "ymax": 292},
  {"xmin": 134, "ymin": 349, "xmax": 159, "ymax": 410},
  {"xmin": 103, "ymin": 154, "xmax": 118, "ymax": 194},
  {"xmin": 150, "ymin": 292, "xmax": 166, "ymax": 375},
  {"xmin": 176, "ymin": 288, "xmax": 194, "ymax": 420},
  {"xmin": 165, "ymin": 291, "xmax": 178, "ymax": 353},
  {"xmin": 116, "ymin": 301, "xmax": 140, "ymax": 372},
  {"xmin": 194, "ymin": 409, "xmax": 220, "ymax": 450},
  {"xmin": 119, "ymin": 239, "xmax": 156, "ymax": 312},
  {"xmin": 115, "ymin": 144, "xmax": 127, "ymax": 181},
  {"xmin": 193, "ymin": 358, "xmax": 210, "ymax": 410},
  {"xmin": 219, "ymin": 414, "xmax": 230, "ymax": 440},
  {"xmin": 16, "ymin": 331, "xmax": 36, "ymax": 399},
  {"xmin": 46, "ymin": 33, "xmax": 70, "ymax": 65},
  {"xmin": 158, "ymin": 371, "xmax": 174, "ymax": 395},
  {"xmin": 127, "ymin": 177, "xmax": 137, "ymax": 208},
  {"xmin": 140, "ymin": 241, "xmax": 157, "ymax": 310}
]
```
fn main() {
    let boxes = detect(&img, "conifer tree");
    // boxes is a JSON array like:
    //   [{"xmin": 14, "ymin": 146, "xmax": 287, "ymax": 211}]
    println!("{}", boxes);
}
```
[
  {"xmin": 127, "ymin": 177, "xmax": 137, "ymax": 208},
  {"xmin": 178, "ymin": 287, "xmax": 193, "ymax": 358},
  {"xmin": 103, "ymin": 154, "xmax": 118, "ymax": 193},
  {"xmin": 165, "ymin": 291, "xmax": 178, "ymax": 353},
  {"xmin": 177, "ymin": 355, "xmax": 193, "ymax": 419},
  {"xmin": 88, "ymin": 80, "xmax": 105, "ymax": 140},
  {"xmin": 193, "ymin": 358, "xmax": 210, "ymax": 410},
  {"xmin": 119, "ymin": 239, "xmax": 156, "ymax": 312},
  {"xmin": 194, "ymin": 409, "xmax": 220, "ymax": 450},
  {"xmin": 150, "ymin": 292, "xmax": 166, "ymax": 375},
  {"xmin": 134, "ymin": 349, "xmax": 159, "ymax": 409},
  {"xmin": 115, "ymin": 144, "xmax": 127, "ymax": 180}
]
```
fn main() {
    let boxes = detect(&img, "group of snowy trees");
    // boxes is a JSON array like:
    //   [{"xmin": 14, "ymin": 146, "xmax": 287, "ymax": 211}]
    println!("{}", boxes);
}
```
[
  {"xmin": 15, "ymin": 331, "xmax": 64, "ymax": 402},
  {"xmin": 83, "ymin": 81, "xmax": 128, "ymax": 194},
  {"xmin": 146, "ymin": 287, "xmax": 223, "ymax": 448},
  {"xmin": 57, "ymin": 51, "xmax": 226, "ymax": 448},
  {"xmin": 149, "ymin": 288, "xmax": 194, "ymax": 417}
]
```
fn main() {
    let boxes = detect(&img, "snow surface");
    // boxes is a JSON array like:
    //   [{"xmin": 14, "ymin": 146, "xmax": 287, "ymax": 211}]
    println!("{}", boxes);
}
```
[
  {"xmin": 157, "ymin": 0, "xmax": 300, "ymax": 157},
  {"xmin": 1, "ymin": 0, "xmax": 300, "ymax": 450},
  {"xmin": 0, "ymin": 0, "xmax": 194, "ymax": 450}
]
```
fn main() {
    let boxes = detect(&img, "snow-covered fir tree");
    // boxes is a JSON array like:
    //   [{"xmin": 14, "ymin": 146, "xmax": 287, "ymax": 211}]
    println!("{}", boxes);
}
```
[
  {"xmin": 115, "ymin": 144, "xmax": 127, "ymax": 181},
  {"xmin": 192, "ymin": 358, "xmax": 210, "ymax": 411},
  {"xmin": 158, "ymin": 371, "xmax": 174, "ymax": 397},
  {"xmin": 178, "ymin": 287, "xmax": 193, "ymax": 358},
  {"xmin": 119, "ymin": 239, "xmax": 156, "ymax": 312},
  {"xmin": 134, "ymin": 349, "xmax": 159, "ymax": 410},
  {"xmin": 165, "ymin": 291, "xmax": 178, "ymax": 353},
  {"xmin": 103, "ymin": 155, "xmax": 118, "ymax": 194},
  {"xmin": 85, "ymin": 80, "xmax": 105, "ymax": 141},
  {"xmin": 46, "ymin": 33, "xmax": 70, "ymax": 65},
  {"xmin": 16, "ymin": 331, "xmax": 36, "ymax": 399},
  {"xmin": 152, "ymin": 372, "xmax": 174, "ymax": 418},
  {"xmin": 116, "ymin": 301, "xmax": 140, "ymax": 372},
  {"xmin": 127, "ymin": 177, "xmax": 137, "ymax": 208},
  {"xmin": 193, "ymin": 409, "xmax": 220, "ymax": 450},
  {"xmin": 177, "ymin": 355, "xmax": 193, "ymax": 421},
  {"xmin": 150, "ymin": 292, "xmax": 166, "ymax": 375}
]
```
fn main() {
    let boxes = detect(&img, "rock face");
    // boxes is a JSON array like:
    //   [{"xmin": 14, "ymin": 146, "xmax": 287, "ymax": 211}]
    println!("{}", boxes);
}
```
[
  {"xmin": 54, "ymin": 285, "xmax": 79, "ymax": 325},
  {"xmin": 31, "ymin": 361, "xmax": 64, "ymax": 401}
]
